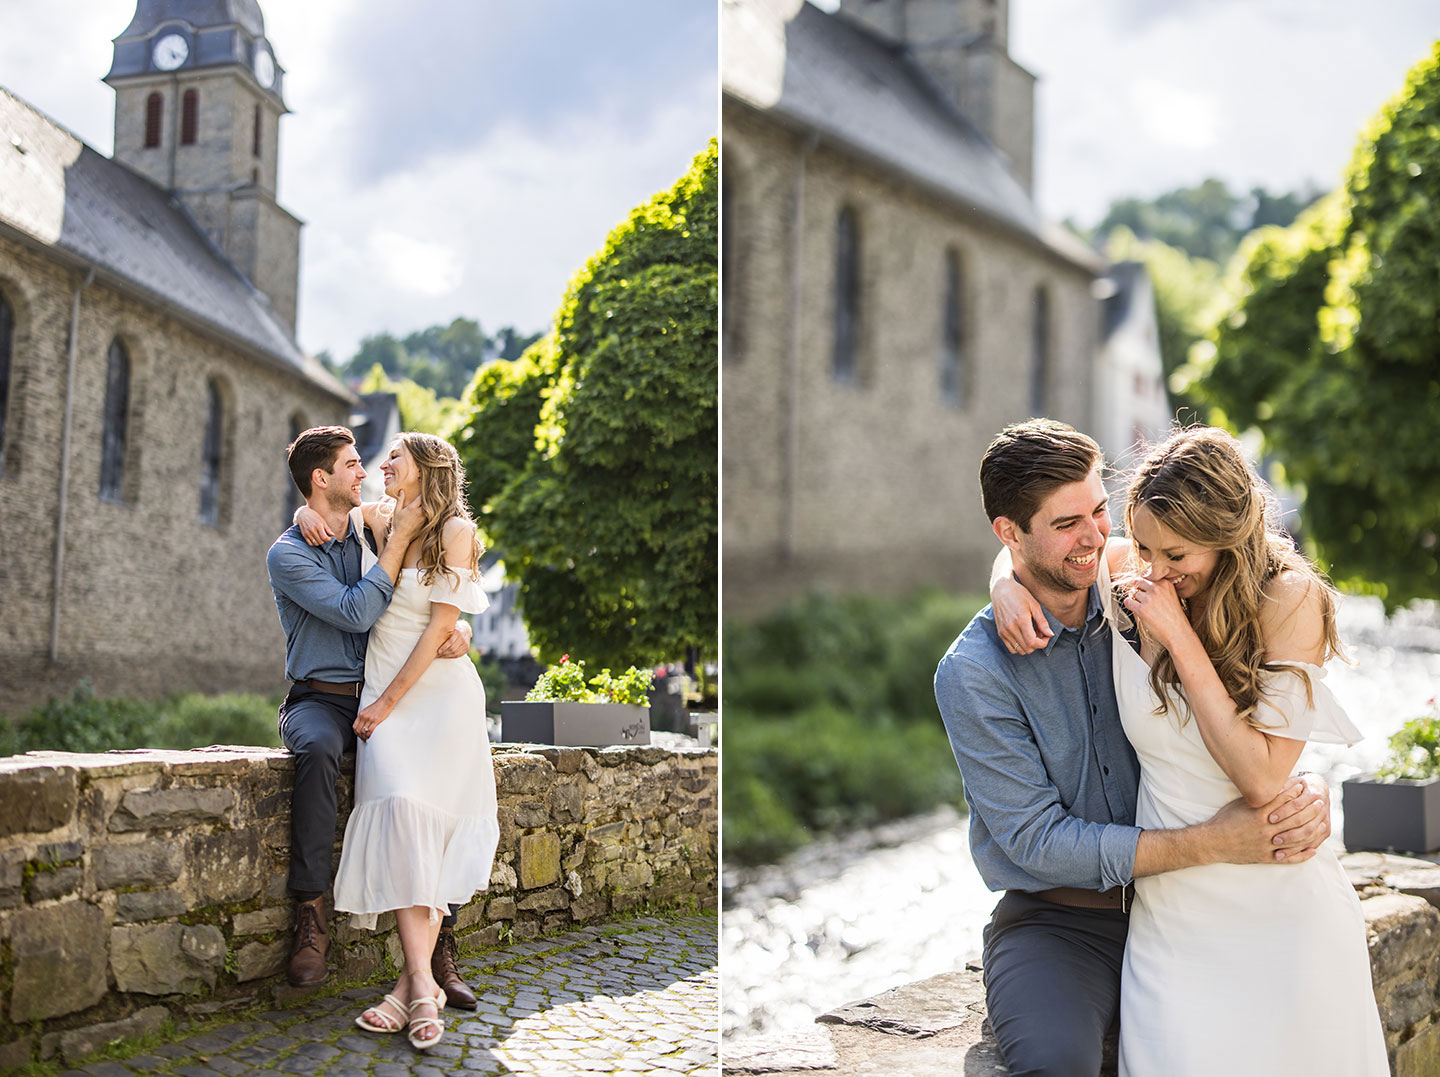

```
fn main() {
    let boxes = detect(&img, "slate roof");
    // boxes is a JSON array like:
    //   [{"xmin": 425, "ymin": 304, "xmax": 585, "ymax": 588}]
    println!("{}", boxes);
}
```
[
  {"xmin": 723, "ymin": 0, "xmax": 1104, "ymax": 273},
  {"xmin": 113, "ymin": 0, "xmax": 267, "ymax": 40},
  {"xmin": 0, "ymin": 86, "xmax": 348, "ymax": 402}
]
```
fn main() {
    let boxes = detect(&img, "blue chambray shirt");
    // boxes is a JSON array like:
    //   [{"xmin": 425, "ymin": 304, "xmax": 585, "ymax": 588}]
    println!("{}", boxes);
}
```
[
  {"xmin": 934, "ymin": 581, "xmax": 1142, "ymax": 893},
  {"xmin": 265, "ymin": 522, "xmax": 394, "ymax": 683}
]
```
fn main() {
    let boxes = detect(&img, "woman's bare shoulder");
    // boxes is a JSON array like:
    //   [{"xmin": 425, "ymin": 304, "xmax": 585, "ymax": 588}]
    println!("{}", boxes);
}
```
[
  {"xmin": 1260, "ymin": 569, "xmax": 1325, "ymax": 663},
  {"xmin": 441, "ymin": 516, "xmax": 478, "ymax": 558}
]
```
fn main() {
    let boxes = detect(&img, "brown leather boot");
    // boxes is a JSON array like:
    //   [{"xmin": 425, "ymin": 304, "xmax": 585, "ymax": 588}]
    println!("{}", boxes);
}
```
[
  {"xmin": 287, "ymin": 895, "xmax": 329, "ymax": 987},
  {"xmin": 431, "ymin": 926, "xmax": 477, "ymax": 1009}
]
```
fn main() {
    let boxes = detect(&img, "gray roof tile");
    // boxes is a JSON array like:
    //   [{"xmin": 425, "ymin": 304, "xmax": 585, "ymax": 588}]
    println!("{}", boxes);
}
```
[{"xmin": 723, "ymin": 0, "xmax": 1102, "ymax": 271}]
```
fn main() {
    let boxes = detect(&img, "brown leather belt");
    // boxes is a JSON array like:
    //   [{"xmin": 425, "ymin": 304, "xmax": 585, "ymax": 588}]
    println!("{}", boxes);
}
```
[
  {"xmin": 297, "ymin": 679, "xmax": 362, "ymax": 698},
  {"xmin": 1027, "ymin": 883, "xmax": 1133, "ymax": 911}
]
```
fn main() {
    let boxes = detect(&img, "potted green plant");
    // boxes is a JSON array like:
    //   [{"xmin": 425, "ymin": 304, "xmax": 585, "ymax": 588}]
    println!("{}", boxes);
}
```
[
  {"xmin": 500, "ymin": 656, "xmax": 654, "ymax": 746},
  {"xmin": 1342, "ymin": 706, "xmax": 1440, "ymax": 854}
]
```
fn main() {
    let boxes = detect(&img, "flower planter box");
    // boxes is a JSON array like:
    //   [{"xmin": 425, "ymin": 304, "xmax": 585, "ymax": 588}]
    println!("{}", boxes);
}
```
[
  {"xmin": 500, "ymin": 701, "xmax": 651, "ymax": 747},
  {"xmin": 1341, "ymin": 774, "xmax": 1440, "ymax": 854}
]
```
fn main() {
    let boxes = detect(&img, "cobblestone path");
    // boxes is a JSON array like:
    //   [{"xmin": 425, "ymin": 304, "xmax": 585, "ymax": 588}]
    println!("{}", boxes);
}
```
[{"xmin": 59, "ymin": 912, "xmax": 717, "ymax": 1077}]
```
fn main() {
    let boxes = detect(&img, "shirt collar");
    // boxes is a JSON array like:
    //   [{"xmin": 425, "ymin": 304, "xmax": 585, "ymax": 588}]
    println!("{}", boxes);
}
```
[{"xmin": 1038, "ymin": 582, "xmax": 1104, "ymax": 655}]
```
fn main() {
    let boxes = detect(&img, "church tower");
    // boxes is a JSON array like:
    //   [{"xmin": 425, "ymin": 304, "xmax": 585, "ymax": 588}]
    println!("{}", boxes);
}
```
[
  {"xmin": 837, "ymin": 0, "xmax": 1036, "ymax": 193},
  {"xmin": 105, "ymin": 0, "xmax": 301, "ymax": 333}
]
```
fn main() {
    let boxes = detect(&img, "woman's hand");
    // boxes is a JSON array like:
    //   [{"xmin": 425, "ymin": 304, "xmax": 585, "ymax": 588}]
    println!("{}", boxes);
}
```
[
  {"xmin": 295, "ymin": 504, "xmax": 334, "ymax": 546},
  {"xmin": 992, "ymin": 577, "xmax": 1052, "ymax": 655},
  {"xmin": 354, "ymin": 698, "xmax": 393, "ymax": 742},
  {"xmin": 1122, "ymin": 577, "xmax": 1193, "ymax": 650}
]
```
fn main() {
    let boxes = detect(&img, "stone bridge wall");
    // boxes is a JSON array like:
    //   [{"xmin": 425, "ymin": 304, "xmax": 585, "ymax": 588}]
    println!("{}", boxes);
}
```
[{"xmin": 0, "ymin": 743, "xmax": 717, "ymax": 1070}]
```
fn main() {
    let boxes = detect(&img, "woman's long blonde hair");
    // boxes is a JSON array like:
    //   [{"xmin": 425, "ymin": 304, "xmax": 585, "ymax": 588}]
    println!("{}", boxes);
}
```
[
  {"xmin": 395, "ymin": 432, "xmax": 482, "ymax": 587},
  {"xmin": 1123, "ymin": 427, "xmax": 1341, "ymax": 729}
]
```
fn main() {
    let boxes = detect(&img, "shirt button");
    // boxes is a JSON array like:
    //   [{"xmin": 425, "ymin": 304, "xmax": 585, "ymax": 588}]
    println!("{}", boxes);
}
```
[
  {"xmin": 1092, "ymin": 705, "xmax": 1098, "ymax": 714},
  {"xmin": 1103, "ymin": 766, "xmax": 1111, "ymax": 775}
]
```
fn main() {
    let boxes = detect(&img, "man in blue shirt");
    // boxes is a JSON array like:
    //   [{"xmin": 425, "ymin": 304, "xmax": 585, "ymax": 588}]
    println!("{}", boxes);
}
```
[
  {"xmin": 934, "ymin": 420, "xmax": 1330, "ymax": 1075},
  {"xmin": 267, "ymin": 426, "xmax": 471, "ymax": 989}
]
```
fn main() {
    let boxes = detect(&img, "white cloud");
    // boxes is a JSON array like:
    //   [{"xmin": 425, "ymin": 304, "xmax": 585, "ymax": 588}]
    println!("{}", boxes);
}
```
[
  {"xmin": 0, "ymin": 0, "xmax": 716, "ymax": 362},
  {"xmin": 1130, "ymin": 79, "xmax": 1222, "ymax": 151},
  {"xmin": 366, "ymin": 231, "xmax": 465, "ymax": 297}
]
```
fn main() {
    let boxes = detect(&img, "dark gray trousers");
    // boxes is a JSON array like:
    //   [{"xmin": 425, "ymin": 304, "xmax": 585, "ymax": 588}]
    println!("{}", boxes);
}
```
[
  {"xmin": 277, "ymin": 684, "xmax": 460, "ymax": 928},
  {"xmin": 980, "ymin": 891, "xmax": 1129, "ymax": 1077},
  {"xmin": 278, "ymin": 684, "xmax": 358, "ymax": 895}
]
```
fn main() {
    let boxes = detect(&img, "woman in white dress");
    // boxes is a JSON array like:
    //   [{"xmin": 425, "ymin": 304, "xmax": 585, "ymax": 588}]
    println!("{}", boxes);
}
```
[
  {"xmin": 996, "ymin": 427, "xmax": 1386, "ymax": 1075},
  {"xmin": 301, "ymin": 432, "xmax": 499, "ymax": 1051}
]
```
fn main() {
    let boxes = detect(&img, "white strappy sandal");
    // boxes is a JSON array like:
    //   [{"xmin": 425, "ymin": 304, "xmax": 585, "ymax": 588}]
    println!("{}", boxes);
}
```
[
  {"xmin": 355, "ymin": 993, "xmax": 407, "ymax": 1034},
  {"xmin": 407, "ymin": 988, "xmax": 447, "ymax": 1050}
]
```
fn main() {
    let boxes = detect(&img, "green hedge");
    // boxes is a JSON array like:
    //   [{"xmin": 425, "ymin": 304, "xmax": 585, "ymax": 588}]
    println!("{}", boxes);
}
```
[
  {"xmin": 722, "ymin": 589, "xmax": 984, "ymax": 865},
  {"xmin": 0, "ymin": 682, "xmax": 282, "ymax": 756}
]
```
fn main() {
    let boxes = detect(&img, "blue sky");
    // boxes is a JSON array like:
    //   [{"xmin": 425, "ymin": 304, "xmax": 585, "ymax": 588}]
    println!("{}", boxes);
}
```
[{"xmin": 0, "ymin": 0, "xmax": 718, "ymax": 362}]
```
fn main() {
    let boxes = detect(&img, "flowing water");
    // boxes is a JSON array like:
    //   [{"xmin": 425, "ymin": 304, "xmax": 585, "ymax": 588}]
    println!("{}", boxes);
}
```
[{"xmin": 721, "ymin": 595, "xmax": 1440, "ymax": 1038}]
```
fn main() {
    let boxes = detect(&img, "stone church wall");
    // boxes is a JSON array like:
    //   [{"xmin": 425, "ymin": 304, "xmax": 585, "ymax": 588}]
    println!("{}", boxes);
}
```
[
  {"xmin": 721, "ymin": 108, "xmax": 1102, "ymax": 618},
  {"xmin": 0, "ymin": 234, "xmax": 348, "ymax": 713},
  {"xmin": 0, "ymin": 742, "xmax": 717, "ymax": 1069}
]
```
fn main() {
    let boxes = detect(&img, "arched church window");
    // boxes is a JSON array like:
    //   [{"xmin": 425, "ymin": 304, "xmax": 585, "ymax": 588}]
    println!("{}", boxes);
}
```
[
  {"xmin": 252, "ymin": 105, "xmax": 262, "ymax": 158},
  {"xmin": 181, "ymin": 89, "xmax": 198, "ymax": 145},
  {"xmin": 940, "ymin": 248, "xmax": 967, "ymax": 406},
  {"xmin": 99, "ymin": 340, "xmax": 131, "ymax": 502},
  {"xmin": 1030, "ymin": 284, "xmax": 1050, "ymax": 414},
  {"xmin": 0, "ymin": 291, "xmax": 13, "ymax": 473},
  {"xmin": 144, "ymin": 93, "xmax": 163, "ymax": 149},
  {"xmin": 199, "ymin": 378, "xmax": 225, "ymax": 526},
  {"xmin": 833, "ymin": 206, "xmax": 862, "ymax": 383}
]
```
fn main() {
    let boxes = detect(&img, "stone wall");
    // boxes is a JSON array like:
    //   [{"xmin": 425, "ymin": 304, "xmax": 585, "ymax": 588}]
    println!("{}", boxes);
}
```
[
  {"xmin": 723, "ymin": 853, "xmax": 1440, "ymax": 1077},
  {"xmin": 0, "ymin": 742, "xmax": 717, "ymax": 1070},
  {"xmin": 0, "ymin": 233, "xmax": 346, "ymax": 714},
  {"xmin": 721, "ymin": 106, "xmax": 1102, "ymax": 619}
]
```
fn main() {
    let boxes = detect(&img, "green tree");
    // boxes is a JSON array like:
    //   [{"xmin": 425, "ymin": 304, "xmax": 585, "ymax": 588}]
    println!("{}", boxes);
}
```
[
  {"xmin": 453, "ymin": 141, "xmax": 718, "ymax": 668},
  {"xmin": 1093, "ymin": 179, "xmax": 1319, "ymax": 265},
  {"xmin": 1192, "ymin": 43, "xmax": 1440, "ymax": 606},
  {"xmin": 359, "ymin": 364, "xmax": 463, "ymax": 436},
  {"xmin": 340, "ymin": 319, "xmax": 541, "ymax": 400}
]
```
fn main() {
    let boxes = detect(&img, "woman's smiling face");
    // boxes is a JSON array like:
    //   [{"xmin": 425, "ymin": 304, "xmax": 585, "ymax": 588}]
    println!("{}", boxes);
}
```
[
  {"xmin": 1130, "ymin": 503, "xmax": 1221, "ymax": 601},
  {"xmin": 379, "ymin": 441, "xmax": 419, "ymax": 500}
]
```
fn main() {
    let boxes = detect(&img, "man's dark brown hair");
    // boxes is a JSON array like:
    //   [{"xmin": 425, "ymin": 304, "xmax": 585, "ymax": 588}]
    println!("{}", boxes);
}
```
[
  {"xmin": 979, "ymin": 419, "xmax": 1103, "ymax": 530},
  {"xmin": 287, "ymin": 426, "xmax": 355, "ymax": 497}
]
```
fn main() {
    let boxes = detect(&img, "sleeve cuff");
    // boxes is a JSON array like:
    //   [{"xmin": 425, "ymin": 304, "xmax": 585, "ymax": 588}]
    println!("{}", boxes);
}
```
[
  {"xmin": 1099, "ymin": 823, "xmax": 1142, "ymax": 890},
  {"xmin": 363, "ymin": 564, "xmax": 395, "ymax": 597}
]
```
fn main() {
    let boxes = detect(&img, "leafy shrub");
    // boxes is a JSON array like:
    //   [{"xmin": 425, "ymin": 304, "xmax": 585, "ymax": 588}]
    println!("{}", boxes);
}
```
[
  {"xmin": 0, "ymin": 682, "xmax": 281, "ymax": 756},
  {"xmin": 525, "ymin": 655, "xmax": 654, "ymax": 705},
  {"xmin": 723, "ymin": 705, "xmax": 964, "ymax": 866},
  {"xmin": 1376, "ymin": 708, "xmax": 1440, "ymax": 781},
  {"xmin": 722, "ymin": 588, "xmax": 984, "ymax": 865}
]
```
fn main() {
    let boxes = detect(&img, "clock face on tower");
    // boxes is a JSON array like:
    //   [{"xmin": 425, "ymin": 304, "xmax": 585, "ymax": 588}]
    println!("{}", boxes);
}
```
[
  {"xmin": 152, "ymin": 33, "xmax": 189, "ymax": 71},
  {"xmin": 253, "ymin": 46, "xmax": 275, "ymax": 89}
]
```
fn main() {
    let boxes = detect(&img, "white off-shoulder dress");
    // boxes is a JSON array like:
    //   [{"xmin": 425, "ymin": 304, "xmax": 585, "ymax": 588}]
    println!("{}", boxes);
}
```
[
  {"xmin": 1099, "ymin": 560, "xmax": 1387, "ymax": 1076},
  {"xmin": 333, "ymin": 525, "xmax": 499, "ymax": 929}
]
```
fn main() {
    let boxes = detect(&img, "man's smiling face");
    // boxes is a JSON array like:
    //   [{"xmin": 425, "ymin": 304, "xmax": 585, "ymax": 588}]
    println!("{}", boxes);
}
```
[
  {"xmin": 1006, "ymin": 469, "xmax": 1111, "ymax": 596},
  {"xmin": 321, "ymin": 444, "xmax": 366, "ymax": 511}
]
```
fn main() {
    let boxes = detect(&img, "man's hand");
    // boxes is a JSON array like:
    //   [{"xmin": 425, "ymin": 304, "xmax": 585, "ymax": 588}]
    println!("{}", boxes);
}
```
[
  {"xmin": 1201, "ymin": 775, "xmax": 1329, "ymax": 866},
  {"xmin": 436, "ymin": 619, "xmax": 473, "ymax": 659},
  {"xmin": 389, "ymin": 489, "xmax": 426, "ymax": 543},
  {"xmin": 992, "ymin": 577, "xmax": 1052, "ymax": 655}
]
